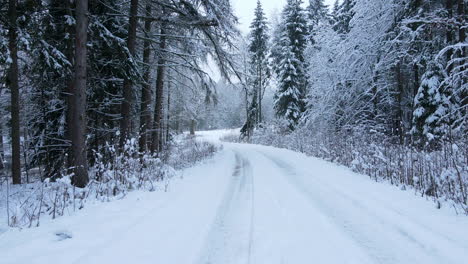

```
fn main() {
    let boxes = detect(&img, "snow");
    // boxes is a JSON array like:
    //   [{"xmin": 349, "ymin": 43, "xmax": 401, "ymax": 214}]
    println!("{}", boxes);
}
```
[{"xmin": 1, "ymin": 129, "xmax": 468, "ymax": 264}]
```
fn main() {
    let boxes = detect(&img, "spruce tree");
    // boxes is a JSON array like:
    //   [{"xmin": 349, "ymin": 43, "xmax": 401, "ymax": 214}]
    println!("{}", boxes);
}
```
[
  {"xmin": 412, "ymin": 62, "xmax": 451, "ymax": 148},
  {"xmin": 306, "ymin": 0, "xmax": 329, "ymax": 44},
  {"xmin": 272, "ymin": 0, "xmax": 308, "ymax": 128},
  {"xmin": 333, "ymin": 0, "xmax": 355, "ymax": 35},
  {"xmin": 241, "ymin": 0, "xmax": 270, "ymax": 138},
  {"xmin": 274, "ymin": 37, "xmax": 304, "ymax": 129},
  {"xmin": 26, "ymin": 0, "xmax": 74, "ymax": 179}
]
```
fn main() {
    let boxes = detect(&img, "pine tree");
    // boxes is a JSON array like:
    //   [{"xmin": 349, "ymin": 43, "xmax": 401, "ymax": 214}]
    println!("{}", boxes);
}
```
[
  {"xmin": 331, "ymin": 0, "xmax": 340, "ymax": 21},
  {"xmin": 306, "ymin": 0, "xmax": 329, "ymax": 44},
  {"xmin": 272, "ymin": 0, "xmax": 308, "ymax": 128},
  {"xmin": 270, "ymin": 17, "xmax": 287, "ymax": 78},
  {"xmin": 283, "ymin": 0, "xmax": 308, "ymax": 64},
  {"xmin": 241, "ymin": 0, "xmax": 270, "ymax": 138},
  {"xmin": 333, "ymin": 0, "xmax": 355, "ymax": 35},
  {"xmin": 274, "ymin": 34, "xmax": 304, "ymax": 129},
  {"xmin": 25, "ymin": 0, "xmax": 73, "ymax": 180},
  {"xmin": 87, "ymin": 0, "xmax": 131, "ymax": 160},
  {"xmin": 412, "ymin": 62, "xmax": 450, "ymax": 148}
]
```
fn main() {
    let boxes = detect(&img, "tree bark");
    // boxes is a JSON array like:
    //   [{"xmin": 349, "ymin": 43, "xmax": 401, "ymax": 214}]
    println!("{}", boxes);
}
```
[
  {"xmin": 446, "ymin": 0, "xmax": 454, "ymax": 73},
  {"xmin": 71, "ymin": 0, "xmax": 89, "ymax": 188},
  {"xmin": 190, "ymin": 119, "xmax": 196, "ymax": 135},
  {"xmin": 395, "ymin": 62, "xmax": 404, "ymax": 144},
  {"xmin": 120, "ymin": 0, "xmax": 139, "ymax": 148},
  {"xmin": 8, "ymin": 0, "xmax": 21, "ymax": 184},
  {"xmin": 151, "ymin": 26, "xmax": 166, "ymax": 153},
  {"xmin": 0, "ymin": 124, "xmax": 4, "ymax": 170},
  {"xmin": 457, "ymin": 0, "xmax": 465, "ymax": 43},
  {"xmin": 166, "ymin": 70, "xmax": 171, "ymax": 143},
  {"xmin": 139, "ymin": 3, "xmax": 153, "ymax": 153}
]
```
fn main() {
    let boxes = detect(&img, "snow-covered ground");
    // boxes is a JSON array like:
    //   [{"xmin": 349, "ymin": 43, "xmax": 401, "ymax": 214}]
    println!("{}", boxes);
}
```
[{"xmin": 1, "ymin": 129, "xmax": 467, "ymax": 264}]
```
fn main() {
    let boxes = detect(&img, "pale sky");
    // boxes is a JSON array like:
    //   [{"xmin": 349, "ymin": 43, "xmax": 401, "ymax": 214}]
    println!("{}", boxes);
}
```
[{"xmin": 232, "ymin": 0, "xmax": 337, "ymax": 34}]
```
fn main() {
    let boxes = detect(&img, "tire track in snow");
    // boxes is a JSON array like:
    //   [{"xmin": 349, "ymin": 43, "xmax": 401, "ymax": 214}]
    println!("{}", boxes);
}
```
[
  {"xmin": 258, "ymin": 151, "xmax": 464, "ymax": 264},
  {"xmin": 197, "ymin": 151, "xmax": 254, "ymax": 264}
]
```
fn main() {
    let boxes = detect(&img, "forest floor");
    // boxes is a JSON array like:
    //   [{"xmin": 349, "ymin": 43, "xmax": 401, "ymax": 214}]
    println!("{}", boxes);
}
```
[{"xmin": 0, "ymin": 129, "xmax": 468, "ymax": 264}]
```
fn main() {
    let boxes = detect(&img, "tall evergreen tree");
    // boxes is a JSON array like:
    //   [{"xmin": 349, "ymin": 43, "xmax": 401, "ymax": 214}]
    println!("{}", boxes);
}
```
[
  {"xmin": 306, "ymin": 0, "xmax": 329, "ymax": 44},
  {"xmin": 274, "ymin": 37, "xmax": 304, "ymax": 129},
  {"xmin": 272, "ymin": 0, "xmax": 308, "ymax": 128},
  {"xmin": 241, "ymin": 0, "xmax": 270, "ymax": 138},
  {"xmin": 412, "ymin": 62, "xmax": 450, "ymax": 148},
  {"xmin": 333, "ymin": 0, "xmax": 355, "ymax": 35}
]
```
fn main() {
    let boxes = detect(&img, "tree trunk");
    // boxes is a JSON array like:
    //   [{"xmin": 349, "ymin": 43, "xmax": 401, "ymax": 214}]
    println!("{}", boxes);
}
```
[
  {"xmin": 446, "ymin": 0, "xmax": 454, "ymax": 72},
  {"xmin": 139, "ymin": 3, "xmax": 152, "ymax": 153},
  {"xmin": 71, "ymin": 0, "xmax": 89, "ymax": 188},
  {"xmin": 151, "ymin": 27, "xmax": 166, "ymax": 153},
  {"xmin": 190, "ymin": 119, "xmax": 196, "ymax": 135},
  {"xmin": 120, "ymin": 0, "xmax": 139, "ymax": 148},
  {"xmin": 8, "ymin": 0, "xmax": 21, "ymax": 184},
  {"xmin": 395, "ymin": 62, "xmax": 404, "ymax": 144},
  {"xmin": 458, "ymin": 0, "xmax": 465, "ymax": 44},
  {"xmin": 258, "ymin": 64, "xmax": 262, "ymax": 124},
  {"xmin": 166, "ymin": 71, "xmax": 171, "ymax": 143},
  {"xmin": 0, "ymin": 124, "xmax": 4, "ymax": 170}
]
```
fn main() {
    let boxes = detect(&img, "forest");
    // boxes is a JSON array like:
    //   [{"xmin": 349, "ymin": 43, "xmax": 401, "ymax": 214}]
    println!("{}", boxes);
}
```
[
  {"xmin": 243, "ymin": 0, "xmax": 468, "ymax": 212},
  {"xmin": 0, "ymin": 0, "xmax": 467, "ymax": 225},
  {"xmin": 0, "ymin": 0, "xmax": 468, "ymax": 263}
]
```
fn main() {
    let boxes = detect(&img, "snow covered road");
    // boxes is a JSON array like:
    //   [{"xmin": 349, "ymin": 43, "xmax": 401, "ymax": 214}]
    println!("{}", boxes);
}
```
[{"xmin": 1, "ymin": 130, "xmax": 468, "ymax": 264}]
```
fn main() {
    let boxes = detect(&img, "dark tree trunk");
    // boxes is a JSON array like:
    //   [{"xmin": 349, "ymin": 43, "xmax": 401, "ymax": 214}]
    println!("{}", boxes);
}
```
[
  {"xmin": 151, "ymin": 27, "xmax": 166, "ymax": 153},
  {"xmin": 139, "ymin": 3, "xmax": 153, "ymax": 153},
  {"xmin": 411, "ymin": 63, "xmax": 419, "ymax": 126},
  {"xmin": 8, "ymin": 0, "xmax": 21, "ymax": 184},
  {"xmin": 190, "ymin": 119, "xmax": 196, "ymax": 135},
  {"xmin": 71, "ymin": 0, "xmax": 89, "ymax": 188},
  {"xmin": 458, "ymin": 0, "xmax": 465, "ymax": 43},
  {"xmin": 395, "ymin": 62, "xmax": 404, "ymax": 144},
  {"xmin": 120, "ymin": 0, "xmax": 139, "ymax": 148},
  {"xmin": 258, "ymin": 64, "xmax": 263, "ymax": 124},
  {"xmin": 446, "ymin": 0, "xmax": 454, "ymax": 72},
  {"xmin": 0, "ymin": 124, "xmax": 4, "ymax": 170},
  {"xmin": 166, "ymin": 71, "xmax": 171, "ymax": 143}
]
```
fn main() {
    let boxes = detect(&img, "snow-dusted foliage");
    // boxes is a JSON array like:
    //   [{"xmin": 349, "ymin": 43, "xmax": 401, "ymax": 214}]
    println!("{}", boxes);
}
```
[
  {"xmin": 274, "ymin": 42, "xmax": 304, "ymax": 129},
  {"xmin": 271, "ymin": 0, "xmax": 308, "ymax": 129},
  {"xmin": 412, "ymin": 62, "xmax": 451, "ymax": 147},
  {"xmin": 250, "ymin": 0, "xmax": 467, "ymax": 210},
  {"xmin": 250, "ymin": 125, "xmax": 468, "ymax": 214}
]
